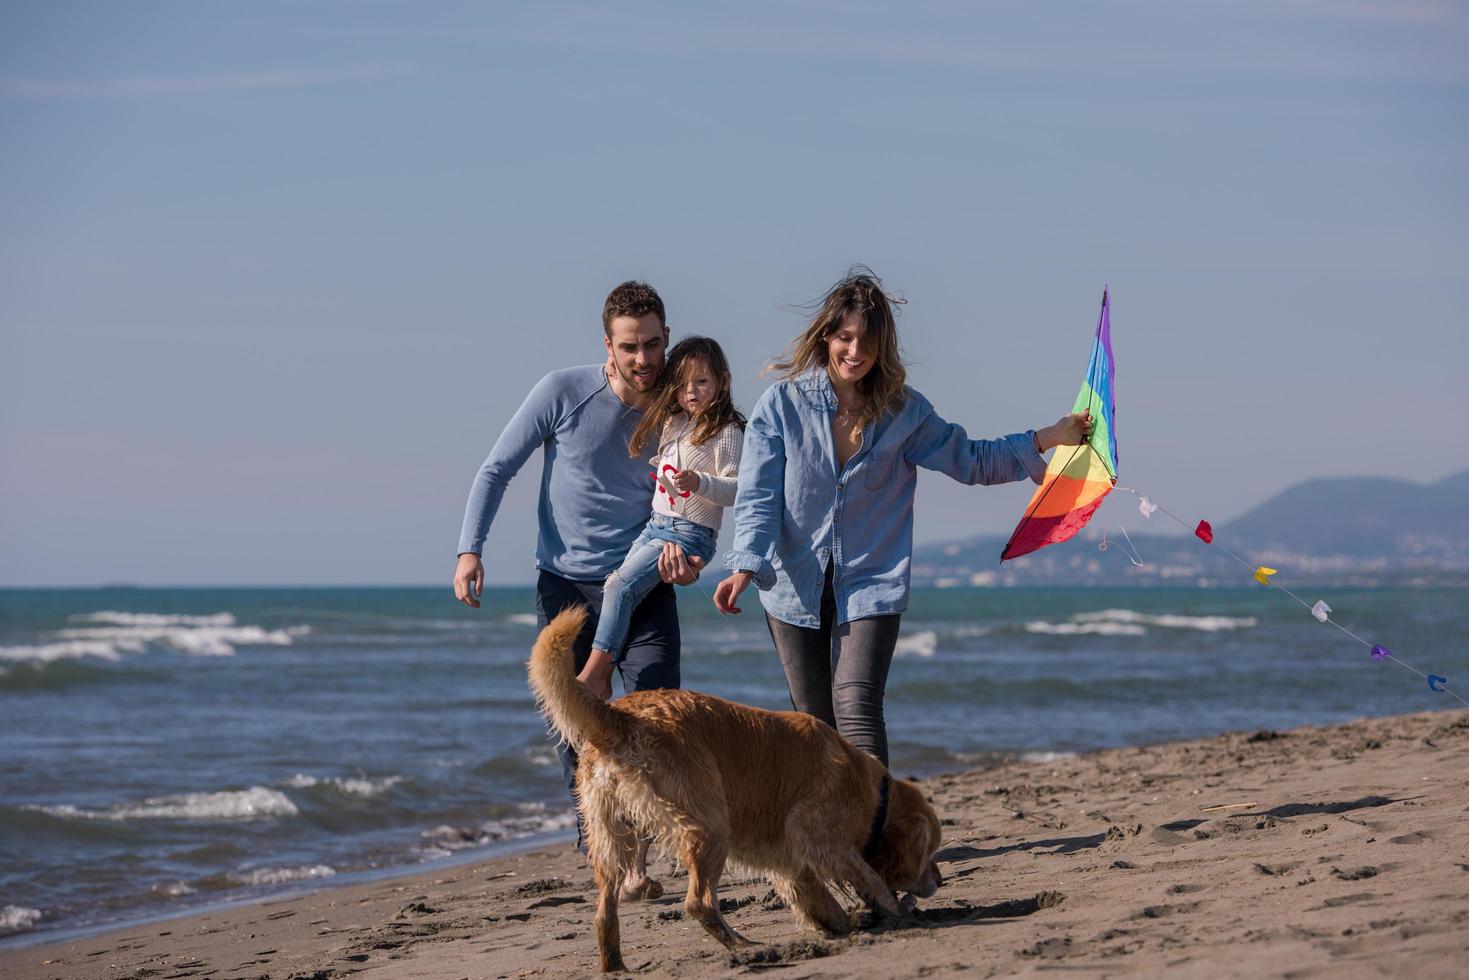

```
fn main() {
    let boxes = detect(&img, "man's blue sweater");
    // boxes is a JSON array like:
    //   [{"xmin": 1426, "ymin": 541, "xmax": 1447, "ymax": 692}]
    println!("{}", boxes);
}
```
[{"xmin": 458, "ymin": 366, "xmax": 653, "ymax": 581}]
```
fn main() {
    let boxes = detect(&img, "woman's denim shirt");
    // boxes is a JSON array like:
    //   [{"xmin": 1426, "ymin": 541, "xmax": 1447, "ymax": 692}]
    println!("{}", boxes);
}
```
[{"xmin": 724, "ymin": 370, "xmax": 1047, "ymax": 628}]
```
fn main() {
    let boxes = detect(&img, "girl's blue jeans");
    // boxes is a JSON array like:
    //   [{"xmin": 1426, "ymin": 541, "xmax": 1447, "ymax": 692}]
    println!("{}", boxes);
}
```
[{"xmin": 594, "ymin": 514, "xmax": 716, "ymax": 657}]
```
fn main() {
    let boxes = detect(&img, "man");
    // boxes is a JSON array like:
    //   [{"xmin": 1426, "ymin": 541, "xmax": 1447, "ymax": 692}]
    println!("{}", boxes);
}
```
[{"xmin": 453, "ymin": 280, "xmax": 700, "ymax": 892}]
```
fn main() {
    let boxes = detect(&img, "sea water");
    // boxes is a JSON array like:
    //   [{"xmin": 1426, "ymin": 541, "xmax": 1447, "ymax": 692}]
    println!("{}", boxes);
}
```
[{"xmin": 2, "ymin": 585, "xmax": 1464, "ymax": 943}]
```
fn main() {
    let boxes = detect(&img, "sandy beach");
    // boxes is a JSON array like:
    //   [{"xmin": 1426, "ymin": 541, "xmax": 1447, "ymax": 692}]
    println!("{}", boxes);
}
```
[{"xmin": 5, "ymin": 708, "xmax": 1466, "ymax": 979}]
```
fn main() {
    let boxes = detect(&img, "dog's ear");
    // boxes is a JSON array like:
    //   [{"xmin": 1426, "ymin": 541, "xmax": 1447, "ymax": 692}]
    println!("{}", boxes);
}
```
[{"xmin": 868, "ymin": 781, "xmax": 936, "ymax": 883}]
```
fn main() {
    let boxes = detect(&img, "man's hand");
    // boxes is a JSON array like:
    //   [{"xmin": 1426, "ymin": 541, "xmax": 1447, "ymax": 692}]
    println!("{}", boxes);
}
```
[
  {"xmin": 656, "ymin": 541, "xmax": 705, "ymax": 585},
  {"xmin": 713, "ymin": 572, "xmax": 753, "ymax": 614},
  {"xmin": 454, "ymin": 553, "xmax": 485, "ymax": 608},
  {"xmin": 1037, "ymin": 410, "xmax": 1093, "ymax": 452},
  {"xmin": 672, "ymin": 469, "xmax": 701, "ymax": 494}
]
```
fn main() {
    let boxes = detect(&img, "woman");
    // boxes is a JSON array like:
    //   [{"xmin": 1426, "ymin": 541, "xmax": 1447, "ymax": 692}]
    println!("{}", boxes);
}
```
[{"xmin": 714, "ymin": 268, "xmax": 1091, "ymax": 767}]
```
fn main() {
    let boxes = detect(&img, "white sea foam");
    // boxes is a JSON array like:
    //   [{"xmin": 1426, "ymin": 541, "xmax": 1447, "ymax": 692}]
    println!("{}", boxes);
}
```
[
  {"xmin": 421, "ymin": 803, "xmax": 578, "ymax": 852},
  {"xmin": 0, "ymin": 614, "xmax": 310, "ymax": 664},
  {"xmin": 524, "ymin": 748, "xmax": 558, "ymax": 768},
  {"xmin": 284, "ymin": 773, "xmax": 404, "ymax": 797},
  {"xmin": 154, "ymin": 880, "xmax": 197, "ymax": 897},
  {"xmin": 0, "ymin": 905, "xmax": 42, "ymax": 936},
  {"xmin": 505, "ymin": 613, "xmax": 539, "ymax": 627},
  {"xmin": 1024, "ymin": 621, "xmax": 1148, "ymax": 636},
  {"xmin": 894, "ymin": 630, "xmax": 938, "ymax": 658},
  {"xmin": 237, "ymin": 864, "xmax": 336, "ymax": 886},
  {"xmin": 33, "ymin": 786, "xmax": 299, "ymax": 822},
  {"xmin": 56, "ymin": 624, "xmax": 309, "ymax": 656},
  {"xmin": 1019, "ymin": 750, "xmax": 1078, "ymax": 764},
  {"xmin": 76, "ymin": 611, "xmax": 238, "ymax": 627},
  {"xmin": 0, "ymin": 638, "xmax": 146, "ymax": 663},
  {"xmin": 1072, "ymin": 609, "xmax": 1257, "ymax": 632}
]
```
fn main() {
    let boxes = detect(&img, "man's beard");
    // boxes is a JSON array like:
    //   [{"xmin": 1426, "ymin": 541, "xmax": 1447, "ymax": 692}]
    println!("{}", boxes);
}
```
[{"xmin": 615, "ymin": 360, "xmax": 661, "ymax": 392}]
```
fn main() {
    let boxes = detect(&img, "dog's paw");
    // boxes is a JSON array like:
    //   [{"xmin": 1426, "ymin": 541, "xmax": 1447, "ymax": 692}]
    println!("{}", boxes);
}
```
[
  {"xmin": 858, "ymin": 898, "xmax": 921, "ymax": 931},
  {"xmin": 619, "ymin": 875, "xmax": 665, "ymax": 902}
]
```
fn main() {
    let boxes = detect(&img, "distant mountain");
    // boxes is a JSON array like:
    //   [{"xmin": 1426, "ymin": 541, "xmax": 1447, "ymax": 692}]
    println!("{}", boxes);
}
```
[
  {"xmin": 911, "ymin": 470, "xmax": 1469, "ymax": 587},
  {"xmin": 1220, "ymin": 470, "xmax": 1469, "ymax": 558}
]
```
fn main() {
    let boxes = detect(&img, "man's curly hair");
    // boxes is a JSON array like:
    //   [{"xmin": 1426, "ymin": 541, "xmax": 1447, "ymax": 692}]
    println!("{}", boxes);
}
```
[{"xmin": 602, "ymin": 280, "xmax": 666, "ymax": 335}]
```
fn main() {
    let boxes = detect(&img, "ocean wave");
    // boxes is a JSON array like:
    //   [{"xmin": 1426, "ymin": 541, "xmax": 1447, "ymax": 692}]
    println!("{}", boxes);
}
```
[
  {"xmin": 0, "ymin": 657, "xmax": 162, "ymax": 693},
  {"xmin": 56, "ymin": 624, "xmax": 310, "ymax": 656},
  {"xmin": 237, "ymin": 864, "xmax": 336, "ymax": 886},
  {"xmin": 1019, "ymin": 750, "xmax": 1078, "ymax": 764},
  {"xmin": 1072, "ymin": 609, "xmax": 1257, "ymax": 632},
  {"xmin": 0, "ymin": 905, "xmax": 42, "ymax": 936},
  {"xmin": 75, "ymin": 611, "xmax": 238, "ymax": 627},
  {"xmin": 31, "ymin": 786, "xmax": 299, "ymax": 822},
  {"xmin": 0, "ymin": 637, "xmax": 152, "ymax": 664},
  {"xmin": 0, "ymin": 617, "xmax": 310, "ymax": 664},
  {"xmin": 284, "ymin": 774, "xmax": 404, "ymax": 797},
  {"xmin": 894, "ymin": 630, "xmax": 938, "ymax": 658},
  {"xmin": 504, "ymin": 613, "xmax": 539, "ymax": 627},
  {"xmin": 153, "ymin": 880, "xmax": 197, "ymax": 897},
  {"xmin": 1024, "ymin": 621, "xmax": 1148, "ymax": 636},
  {"xmin": 525, "ymin": 747, "xmax": 558, "ymax": 768},
  {"xmin": 420, "ymin": 802, "xmax": 577, "ymax": 852}
]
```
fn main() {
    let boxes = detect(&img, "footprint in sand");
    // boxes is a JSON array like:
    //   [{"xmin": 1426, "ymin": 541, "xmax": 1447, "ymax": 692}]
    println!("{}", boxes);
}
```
[
  {"xmin": 1150, "ymin": 823, "xmax": 1196, "ymax": 845},
  {"xmin": 1134, "ymin": 901, "xmax": 1203, "ymax": 919},
  {"xmin": 729, "ymin": 939, "xmax": 836, "ymax": 966},
  {"xmin": 1309, "ymin": 892, "xmax": 1379, "ymax": 910},
  {"xmin": 914, "ymin": 891, "xmax": 1066, "ymax": 925},
  {"xmin": 511, "ymin": 878, "xmax": 570, "ymax": 896},
  {"xmin": 1330, "ymin": 866, "xmax": 1380, "ymax": 881},
  {"xmin": 1019, "ymin": 936, "xmax": 1081, "ymax": 960}
]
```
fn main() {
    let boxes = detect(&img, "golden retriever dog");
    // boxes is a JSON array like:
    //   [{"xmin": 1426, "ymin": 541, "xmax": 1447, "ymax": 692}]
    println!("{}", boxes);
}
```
[{"xmin": 527, "ymin": 607, "xmax": 943, "ymax": 972}]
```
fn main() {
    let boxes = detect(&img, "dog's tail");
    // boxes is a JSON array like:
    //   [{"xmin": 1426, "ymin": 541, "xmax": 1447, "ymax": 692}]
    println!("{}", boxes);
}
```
[{"xmin": 526, "ymin": 606, "xmax": 628, "ymax": 752}]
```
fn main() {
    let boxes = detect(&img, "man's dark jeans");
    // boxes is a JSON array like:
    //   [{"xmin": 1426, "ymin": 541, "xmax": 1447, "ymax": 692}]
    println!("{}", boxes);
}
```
[{"xmin": 534, "ymin": 569, "xmax": 680, "ymax": 848}]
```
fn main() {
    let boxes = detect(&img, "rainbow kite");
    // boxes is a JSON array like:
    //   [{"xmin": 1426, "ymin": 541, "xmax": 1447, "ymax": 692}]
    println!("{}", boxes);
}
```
[{"xmin": 1001, "ymin": 288, "xmax": 1117, "ymax": 561}]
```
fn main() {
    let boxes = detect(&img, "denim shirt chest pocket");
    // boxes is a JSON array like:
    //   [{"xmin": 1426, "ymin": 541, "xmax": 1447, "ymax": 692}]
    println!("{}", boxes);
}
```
[
  {"xmin": 860, "ymin": 415, "xmax": 908, "ymax": 490},
  {"xmin": 862, "ymin": 447, "xmax": 897, "ymax": 490}
]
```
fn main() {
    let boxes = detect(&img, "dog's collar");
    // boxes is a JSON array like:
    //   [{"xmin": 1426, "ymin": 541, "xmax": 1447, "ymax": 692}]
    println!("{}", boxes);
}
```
[{"xmin": 862, "ymin": 773, "xmax": 891, "ymax": 862}]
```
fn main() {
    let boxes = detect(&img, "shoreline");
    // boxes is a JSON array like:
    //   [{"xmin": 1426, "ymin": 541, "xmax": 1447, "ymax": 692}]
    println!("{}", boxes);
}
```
[
  {"xmin": 0, "ymin": 827, "xmax": 579, "ymax": 954},
  {"xmin": 5, "ymin": 707, "xmax": 1466, "ymax": 978}
]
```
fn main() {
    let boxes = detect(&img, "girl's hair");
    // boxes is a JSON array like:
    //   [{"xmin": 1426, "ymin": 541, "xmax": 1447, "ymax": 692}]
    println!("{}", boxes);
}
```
[
  {"xmin": 629, "ymin": 336, "xmax": 746, "ymax": 456},
  {"xmin": 769, "ymin": 265, "xmax": 907, "ymax": 429}
]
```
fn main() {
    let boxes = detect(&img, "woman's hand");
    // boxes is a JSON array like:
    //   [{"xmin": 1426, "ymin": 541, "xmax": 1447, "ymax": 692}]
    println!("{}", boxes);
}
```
[
  {"xmin": 1037, "ymin": 411, "xmax": 1093, "ymax": 452},
  {"xmin": 714, "ymin": 572, "xmax": 754, "ymax": 614}
]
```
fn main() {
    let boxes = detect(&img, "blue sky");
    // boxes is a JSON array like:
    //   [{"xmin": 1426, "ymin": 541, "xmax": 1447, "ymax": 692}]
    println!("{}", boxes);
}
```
[{"xmin": 2, "ymin": 1, "xmax": 1466, "ymax": 586}]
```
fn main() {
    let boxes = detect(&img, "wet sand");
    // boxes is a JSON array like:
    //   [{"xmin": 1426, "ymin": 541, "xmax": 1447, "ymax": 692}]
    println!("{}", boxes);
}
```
[{"xmin": 5, "ymin": 709, "xmax": 1467, "ymax": 978}]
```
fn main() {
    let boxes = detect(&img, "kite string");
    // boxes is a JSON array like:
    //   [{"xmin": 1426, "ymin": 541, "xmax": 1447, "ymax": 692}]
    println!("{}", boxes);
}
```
[
  {"xmin": 1116, "ymin": 523, "xmax": 1145, "ymax": 566},
  {"xmin": 1108, "ymin": 486, "xmax": 1469, "ymax": 709},
  {"xmin": 690, "ymin": 573, "xmax": 743, "ymax": 638}
]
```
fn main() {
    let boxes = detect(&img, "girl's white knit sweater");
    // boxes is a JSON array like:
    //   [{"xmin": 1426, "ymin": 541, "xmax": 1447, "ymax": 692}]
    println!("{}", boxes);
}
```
[{"xmin": 649, "ymin": 416, "xmax": 743, "ymax": 532}]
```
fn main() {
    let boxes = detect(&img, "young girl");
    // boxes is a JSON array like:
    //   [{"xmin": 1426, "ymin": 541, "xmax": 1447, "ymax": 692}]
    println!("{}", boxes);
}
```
[{"xmin": 577, "ymin": 336, "xmax": 746, "ymax": 699}]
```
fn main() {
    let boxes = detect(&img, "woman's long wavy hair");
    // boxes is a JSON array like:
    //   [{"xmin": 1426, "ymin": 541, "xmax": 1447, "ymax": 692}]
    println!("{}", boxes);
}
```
[
  {"xmin": 629, "ymin": 336, "xmax": 746, "ymax": 456},
  {"xmin": 769, "ymin": 266, "xmax": 907, "ymax": 430}
]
